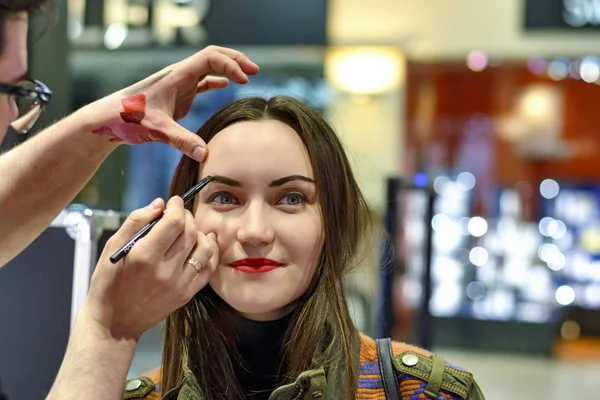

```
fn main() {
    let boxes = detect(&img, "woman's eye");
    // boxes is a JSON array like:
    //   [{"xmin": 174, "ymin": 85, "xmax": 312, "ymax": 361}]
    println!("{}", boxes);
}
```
[
  {"xmin": 209, "ymin": 192, "xmax": 239, "ymax": 206},
  {"xmin": 277, "ymin": 192, "xmax": 307, "ymax": 206}
]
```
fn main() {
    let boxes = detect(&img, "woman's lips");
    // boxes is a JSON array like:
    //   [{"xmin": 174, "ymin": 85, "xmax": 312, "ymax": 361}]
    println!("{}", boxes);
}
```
[{"xmin": 229, "ymin": 258, "xmax": 282, "ymax": 274}]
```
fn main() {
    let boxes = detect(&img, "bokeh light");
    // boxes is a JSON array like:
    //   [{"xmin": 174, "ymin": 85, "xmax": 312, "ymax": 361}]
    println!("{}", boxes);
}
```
[
  {"xmin": 467, "ymin": 50, "xmax": 488, "ymax": 72},
  {"xmin": 555, "ymin": 285, "xmax": 575, "ymax": 306}
]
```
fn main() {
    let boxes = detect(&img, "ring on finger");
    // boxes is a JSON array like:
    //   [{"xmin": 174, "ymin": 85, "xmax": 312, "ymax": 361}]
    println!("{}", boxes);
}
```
[{"xmin": 187, "ymin": 257, "xmax": 204, "ymax": 273}]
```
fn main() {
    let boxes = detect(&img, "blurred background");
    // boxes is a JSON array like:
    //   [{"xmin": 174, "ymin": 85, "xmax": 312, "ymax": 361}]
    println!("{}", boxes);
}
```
[{"xmin": 4, "ymin": 0, "xmax": 600, "ymax": 399}]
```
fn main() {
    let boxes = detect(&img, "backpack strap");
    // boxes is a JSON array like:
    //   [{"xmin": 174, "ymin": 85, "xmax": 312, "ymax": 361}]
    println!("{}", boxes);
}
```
[{"xmin": 376, "ymin": 338, "xmax": 402, "ymax": 400}]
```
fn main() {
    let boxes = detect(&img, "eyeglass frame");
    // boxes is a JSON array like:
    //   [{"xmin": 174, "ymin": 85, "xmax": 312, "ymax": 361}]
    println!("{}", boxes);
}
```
[{"xmin": 0, "ymin": 79, "xmax": 53, "ymax": 134}]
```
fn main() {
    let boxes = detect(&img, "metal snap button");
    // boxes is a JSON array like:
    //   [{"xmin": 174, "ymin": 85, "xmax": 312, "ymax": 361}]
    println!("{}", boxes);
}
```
[
  {"xmin": 402, "ymin": 354, "xmax": 419, "ymax": 367},
  {"xmin": 125, "ymin": 379, "xmax": 142, "ymax": 391}
]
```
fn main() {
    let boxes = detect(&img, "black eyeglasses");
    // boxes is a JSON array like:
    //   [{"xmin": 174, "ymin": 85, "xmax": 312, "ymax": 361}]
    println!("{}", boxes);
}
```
[{"xmin": 0, "ymin": 79, "xmax": 52, "ymax": 134}]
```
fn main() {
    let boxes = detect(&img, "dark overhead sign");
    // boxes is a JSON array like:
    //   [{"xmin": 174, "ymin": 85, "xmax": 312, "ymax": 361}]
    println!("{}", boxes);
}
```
[
  {"xmin": 525, "ymin": 0, "xmax": 600, "ymax": 29},
  {"xmin": 203, "ymin": 0, "xmax": 327, "ymax": 45}
]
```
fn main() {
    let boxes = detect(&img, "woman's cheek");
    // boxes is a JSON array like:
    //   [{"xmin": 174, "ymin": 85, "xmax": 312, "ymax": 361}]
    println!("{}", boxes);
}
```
[{"xmin": 195, "ymin": 207, "xmax": 229, "ymax": 236}]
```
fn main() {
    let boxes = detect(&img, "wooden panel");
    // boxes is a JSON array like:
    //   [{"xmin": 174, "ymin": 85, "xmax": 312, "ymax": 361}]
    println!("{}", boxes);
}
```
[{"xmin": 404, "ymin": 61, "xmax": 600, "ymax": 217}]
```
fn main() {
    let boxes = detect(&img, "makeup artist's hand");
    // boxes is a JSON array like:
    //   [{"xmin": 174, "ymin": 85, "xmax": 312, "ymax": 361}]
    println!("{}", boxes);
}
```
[
  {"xmin": 81, "ymin": 45, "xmax": 259, "ymax": 162},
  {"xmin": 80, "ymin": 196, "xmax": 219, "ymax": 341}
]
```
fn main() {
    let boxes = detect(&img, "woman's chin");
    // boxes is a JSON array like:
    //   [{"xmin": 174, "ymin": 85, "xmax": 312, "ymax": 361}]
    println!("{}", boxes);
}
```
[
  {"xmin": 209, "ymin": 279, "xmax": 303, "ymax": 321},
  {"xmin": 226, "ymin": 299, "xmax": 289, "ymax": 321},
  {"xmin": 213, "ymin": 291, "xmax": 298, "ymax": 321}
]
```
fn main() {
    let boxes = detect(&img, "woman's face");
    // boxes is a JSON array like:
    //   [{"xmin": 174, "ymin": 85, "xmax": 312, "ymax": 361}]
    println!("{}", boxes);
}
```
[{"xmin": 195, "ymin": 120, "xmax": 324, "ymax": 321}]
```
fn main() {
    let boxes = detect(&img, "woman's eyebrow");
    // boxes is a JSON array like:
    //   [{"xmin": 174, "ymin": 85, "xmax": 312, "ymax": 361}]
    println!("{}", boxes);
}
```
[
  {"xmin": 206, "ymin": 175, "xmax": 315, "ymax": 188},
  {"xmin": 207, "ymin": 175, "xmax": 241, "ymax": 187},
  {"xmin": 268, "ymin": 175, "xmax": 315, "ymax": 187}
]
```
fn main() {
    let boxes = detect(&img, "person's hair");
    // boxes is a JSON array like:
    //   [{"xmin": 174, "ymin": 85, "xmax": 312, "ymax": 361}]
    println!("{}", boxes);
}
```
[
  {"xmin": 162, "ymin": 96, "xmax": 377, "ymax": 399},
  {"xmin": 0, "ymin": 0, "xmax": 54, "ymax": 56}
]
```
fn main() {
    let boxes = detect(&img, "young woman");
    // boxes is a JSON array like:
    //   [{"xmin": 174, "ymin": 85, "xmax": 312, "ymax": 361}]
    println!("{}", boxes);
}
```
[{"xmin": 123, "ymin": 96, "xmax": 485, "ymax": 400}]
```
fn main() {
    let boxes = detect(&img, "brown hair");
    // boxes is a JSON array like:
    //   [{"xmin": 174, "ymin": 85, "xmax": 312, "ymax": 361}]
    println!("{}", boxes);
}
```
[
  {"xmin": 0, "ymin": 0, "xmax": 54, "ymax": 56},
  {"xmin": 162, "ymin": 96, "xmax": 376, "ymax": 399}
]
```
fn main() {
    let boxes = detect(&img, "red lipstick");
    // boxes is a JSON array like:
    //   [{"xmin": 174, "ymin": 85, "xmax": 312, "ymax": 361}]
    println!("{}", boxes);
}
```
[{"xmin": 229, "ymin": 258, "xmax": 281, "ymax": 274}]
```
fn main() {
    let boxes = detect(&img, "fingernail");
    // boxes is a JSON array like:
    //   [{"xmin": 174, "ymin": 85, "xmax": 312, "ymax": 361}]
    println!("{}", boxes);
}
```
[
  {"xmin": 170, "ymin": 196, "xmax": 183, "ymax": 205},
  {"xmin": 192, "ymin": 146, "xmax": 206, "ymax": 162},
  {"xmin": 149, "ymin": 198, "xmax": 162, "ymax": 210},
  {"xmin": 207, "ymin": 232, "xmax": 216, "ymax": 241}
]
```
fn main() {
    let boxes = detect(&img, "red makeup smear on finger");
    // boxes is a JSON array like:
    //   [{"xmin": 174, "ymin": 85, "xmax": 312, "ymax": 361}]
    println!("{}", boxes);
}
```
[
  {"xmin": 91, "ymin": 94, "xmax": 169, "ymax": 145},
  {"xmin": 120, "ymin": 94, "xmax": 146, "ymax": 124}
]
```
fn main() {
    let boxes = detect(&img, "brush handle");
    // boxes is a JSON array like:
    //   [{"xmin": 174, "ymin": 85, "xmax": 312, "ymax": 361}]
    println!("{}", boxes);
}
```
[{"xmin": 109, "ymin": 216, "xmax": 162, "ymax": 264}]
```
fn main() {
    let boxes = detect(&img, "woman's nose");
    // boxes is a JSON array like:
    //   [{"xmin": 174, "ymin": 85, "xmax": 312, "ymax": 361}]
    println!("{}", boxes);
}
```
[{"xmin": 236, "ymin": 202, "xmax": 275, "ymax": 247}]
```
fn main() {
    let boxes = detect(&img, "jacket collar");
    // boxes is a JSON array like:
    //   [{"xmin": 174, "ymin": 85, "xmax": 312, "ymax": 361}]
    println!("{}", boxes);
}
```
[{"xmin": 166, "ymin": 330, "xmax": 360, "ymax": 400}]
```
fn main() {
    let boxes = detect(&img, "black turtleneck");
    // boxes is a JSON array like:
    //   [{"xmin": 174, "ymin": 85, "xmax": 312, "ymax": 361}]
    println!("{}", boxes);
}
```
[{"xmin": 231, "ymin": 312, "xmax": 293, "ymax": 400}]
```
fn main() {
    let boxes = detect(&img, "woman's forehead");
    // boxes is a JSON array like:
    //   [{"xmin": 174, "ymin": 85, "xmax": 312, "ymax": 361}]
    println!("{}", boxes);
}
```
[{"xmin": 202, "ymin": 120, "xmax": 314, "ymax": 179}]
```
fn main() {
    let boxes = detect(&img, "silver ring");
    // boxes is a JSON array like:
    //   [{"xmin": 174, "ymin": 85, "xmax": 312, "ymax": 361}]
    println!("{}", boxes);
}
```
[{"xmin": 187, "ymin": 257, "xmax": 204, "ymax": 273}]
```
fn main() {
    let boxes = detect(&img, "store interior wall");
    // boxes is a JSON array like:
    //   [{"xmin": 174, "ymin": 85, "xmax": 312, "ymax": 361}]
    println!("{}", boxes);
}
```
[{"xmin": 328, "ymin": 0, "xmax": 600, "ymax": 59}]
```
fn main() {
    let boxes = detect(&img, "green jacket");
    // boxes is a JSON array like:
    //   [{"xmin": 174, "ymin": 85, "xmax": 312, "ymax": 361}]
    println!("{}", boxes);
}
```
[{"xmin": 123, "ymin": 334, "xmax": 485, "ymax": 400}]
